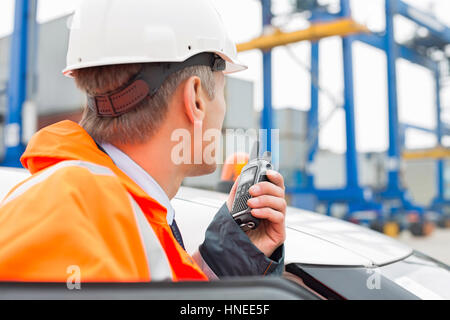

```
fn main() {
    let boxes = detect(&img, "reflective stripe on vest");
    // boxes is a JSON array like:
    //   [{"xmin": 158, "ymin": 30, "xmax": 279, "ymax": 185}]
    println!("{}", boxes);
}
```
[
  {"xmin": 1, "ymin": 160, "xmax": 173, "ymax": 281},
  {"xmin": 128, "ymin": 195, "xmax": 172, "ymax": 281}
]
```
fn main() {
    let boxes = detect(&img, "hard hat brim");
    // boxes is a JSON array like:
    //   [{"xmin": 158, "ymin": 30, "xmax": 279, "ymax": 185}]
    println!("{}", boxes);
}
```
[
  {"xmin": 63, "ymin": 51, "xmax": 247, "ymax": 77},
  {"xmin": 223, "ymin": 59, "xmax": 248, "ymax": 74}
]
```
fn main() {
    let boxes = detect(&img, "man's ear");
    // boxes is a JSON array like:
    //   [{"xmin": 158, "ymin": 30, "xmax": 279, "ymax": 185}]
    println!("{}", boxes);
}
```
[{"xmin": 183, "ymin": 76, "xmax": 206, "ymax": 124}]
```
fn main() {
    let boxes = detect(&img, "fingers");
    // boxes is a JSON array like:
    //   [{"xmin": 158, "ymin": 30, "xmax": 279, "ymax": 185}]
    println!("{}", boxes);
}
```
[
  {"xmin": 247, "ymin": 170, "xmax": 287, "ymax": 214},
  {"xmin": 248, "ymin": 170, "xmax": 285, "ymax": 196},
  {"xmin": 249, "ymin": 181, "xmax": 284, "ymax": 198},
  {"xmin": 244, "ymin": 170, "xmax": 287, "ymax": 256},
  {"xmin": 266, "ymin": 170, "xmax": 285, "ymax": 190},
  {"xmin": 251, "ymin": 207, "xmax": 285, "ymax": 225},
  {"xmin": 247, "ymin": 195, "xmax": 287, "ymax": 213}
]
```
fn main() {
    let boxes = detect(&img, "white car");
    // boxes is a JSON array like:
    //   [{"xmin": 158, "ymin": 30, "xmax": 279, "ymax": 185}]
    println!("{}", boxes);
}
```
[{"xmin": 1, "ymin": 167, "xmax": 449, "ymax": 300}]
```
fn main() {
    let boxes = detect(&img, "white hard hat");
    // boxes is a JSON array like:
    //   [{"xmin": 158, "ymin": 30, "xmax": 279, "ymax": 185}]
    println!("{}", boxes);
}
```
[{"xmin": 63, "ymin": 0, "xmax": 247, "ymax": 77}]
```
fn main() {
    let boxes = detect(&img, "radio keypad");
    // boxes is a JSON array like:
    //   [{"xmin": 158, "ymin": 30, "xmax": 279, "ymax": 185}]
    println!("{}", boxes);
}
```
[{"xmin": 232, "ymin": 182, "xmax": 253, "ymax": 214}]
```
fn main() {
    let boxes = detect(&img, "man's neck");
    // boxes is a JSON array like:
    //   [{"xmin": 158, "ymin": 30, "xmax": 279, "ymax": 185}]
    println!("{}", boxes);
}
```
[{"xmin": 115, "ymin": 135, "xmax": 185, "ymax": 200}]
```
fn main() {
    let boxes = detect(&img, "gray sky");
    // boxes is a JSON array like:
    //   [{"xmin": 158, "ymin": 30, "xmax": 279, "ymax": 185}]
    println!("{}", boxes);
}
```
[{"xmin": 0, "ymin": 0, "xmax": 449, "ymax": 153}]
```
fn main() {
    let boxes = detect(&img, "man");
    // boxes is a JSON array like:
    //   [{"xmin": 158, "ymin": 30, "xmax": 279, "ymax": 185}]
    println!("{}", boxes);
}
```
[{"xmin": 0, "ymin": 0, "xmax": 286, "ymax": 282}]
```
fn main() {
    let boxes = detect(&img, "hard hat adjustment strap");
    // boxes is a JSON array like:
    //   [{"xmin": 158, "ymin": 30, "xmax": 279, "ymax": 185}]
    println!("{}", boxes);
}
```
[
  {"xmin": 87, "ymin": 53, "xmax": 226, "ymax": 117},
  {"xmin": 87, "ymin": 80, "xmax": 151, "ymax": 117}
]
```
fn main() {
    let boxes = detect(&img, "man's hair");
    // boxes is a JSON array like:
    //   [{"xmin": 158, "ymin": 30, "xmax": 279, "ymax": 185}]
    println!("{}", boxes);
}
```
[{"xmin": 73, "ymin": 63, "xmax": 216, "ymax": 145}]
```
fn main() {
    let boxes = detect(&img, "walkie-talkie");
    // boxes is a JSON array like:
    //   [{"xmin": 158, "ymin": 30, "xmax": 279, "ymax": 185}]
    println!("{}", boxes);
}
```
[{"xmin": 230, "ymin": 141, "xmax": 273, "ymax": 232}]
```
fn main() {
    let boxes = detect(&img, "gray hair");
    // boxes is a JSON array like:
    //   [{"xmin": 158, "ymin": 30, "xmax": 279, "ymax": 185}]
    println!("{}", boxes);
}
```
[{"xmin": 74, "ymin": 64, "xmax": 216, "ymax": 145}]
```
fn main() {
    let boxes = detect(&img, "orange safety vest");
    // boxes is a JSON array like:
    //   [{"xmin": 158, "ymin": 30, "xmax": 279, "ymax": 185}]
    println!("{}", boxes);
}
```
[{"xmin": 0, "ymin": 121, "xmax": 207, "ymax": 282}]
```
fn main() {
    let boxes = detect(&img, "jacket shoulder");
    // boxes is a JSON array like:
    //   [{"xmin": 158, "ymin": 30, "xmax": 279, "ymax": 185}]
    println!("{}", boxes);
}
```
[
  {"xmin": 2, "ymin": 161, "xmax": 125, "ymax": 208},
  {"xmin": 0, "ymin": 161, "xmax": 149, "ymax": 281}
]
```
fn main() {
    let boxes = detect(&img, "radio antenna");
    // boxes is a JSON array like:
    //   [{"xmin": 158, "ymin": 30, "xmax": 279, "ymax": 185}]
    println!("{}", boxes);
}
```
[{"xmin": 250, "ymin": 140, "xmax": 259, "ymax": 160}]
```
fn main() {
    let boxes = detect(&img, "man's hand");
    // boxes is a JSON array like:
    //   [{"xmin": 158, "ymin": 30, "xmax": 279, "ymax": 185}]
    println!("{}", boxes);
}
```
[{"xmin": 226, "ymin": 170, "xmax": 287, "ymax": 257}]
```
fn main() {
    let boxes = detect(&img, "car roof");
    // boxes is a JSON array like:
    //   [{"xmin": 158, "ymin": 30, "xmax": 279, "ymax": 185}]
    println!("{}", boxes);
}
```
[
  {"xmin": 0, "ymin": 167, "xmax": 31, "ymax": 200},
  {"xmin": 174, "ymin": 187, "xmax": 413, "ymax": 267},
  {"xmin": 0, "ymin": 167, "xmax": 413, "ymax": 268}
]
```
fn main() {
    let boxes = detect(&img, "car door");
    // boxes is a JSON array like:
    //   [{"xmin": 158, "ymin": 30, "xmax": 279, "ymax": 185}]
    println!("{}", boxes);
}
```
[{"xmin": 0, "ymin": 278, "xmax": 319, "ymax": 300}]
